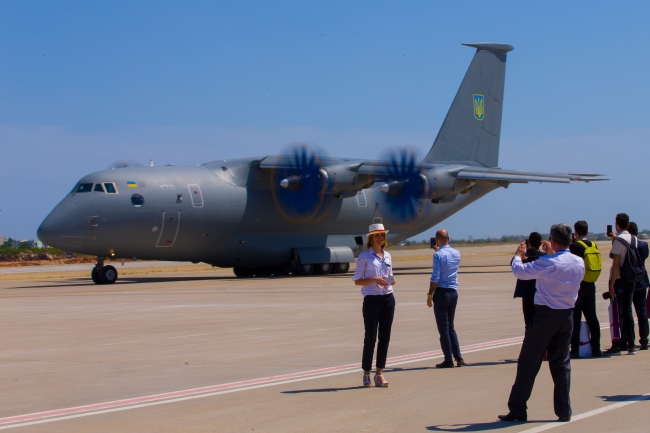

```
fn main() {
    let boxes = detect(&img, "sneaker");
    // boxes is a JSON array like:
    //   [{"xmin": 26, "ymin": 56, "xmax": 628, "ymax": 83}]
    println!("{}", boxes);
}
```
[
  {"xmin": 641, "ymin": 344, "xmax": 649, "ymax": 350},
  {"xmin": 603, "ymin": 346, "xmax": 621, "ymax": 355},
  {"xmin": 628, "ymin": 347, "xmax": 637, "ymax": 355}
]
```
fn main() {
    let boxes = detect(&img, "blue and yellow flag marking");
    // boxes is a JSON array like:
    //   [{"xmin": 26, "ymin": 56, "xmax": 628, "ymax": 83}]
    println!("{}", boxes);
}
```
[
  {"xmin": 127, "ymin": 181, "xmax": 138, "ymax": 188},
  {"xmin": 473, "ymin": 94, "xmax": 484, "ymax": 121}
]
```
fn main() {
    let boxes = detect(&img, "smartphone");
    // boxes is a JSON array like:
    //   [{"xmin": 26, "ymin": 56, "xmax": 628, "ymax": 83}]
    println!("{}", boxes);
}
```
[
  {"xmin": 607, "ymin": 224, "xmax": 613, "ymax": 236},
  {"xmin": 524, "ymin": 239, "xmax": 530, "ymax": 247},
  {"xmin": 385, "ymin": 275, "xmax": 395, "ymax": 285}
]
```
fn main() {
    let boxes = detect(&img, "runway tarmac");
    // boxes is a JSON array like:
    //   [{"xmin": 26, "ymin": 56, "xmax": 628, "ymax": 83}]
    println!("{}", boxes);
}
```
[{"xmin": 1, "ymin": 245, "xmax": 648, "ymax": 432}]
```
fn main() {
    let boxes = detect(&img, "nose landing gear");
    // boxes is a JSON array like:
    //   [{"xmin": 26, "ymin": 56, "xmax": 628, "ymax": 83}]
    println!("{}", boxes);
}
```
[{"xmin": 91, "ymin": 257, "xmax": 118, "ymax": 285}]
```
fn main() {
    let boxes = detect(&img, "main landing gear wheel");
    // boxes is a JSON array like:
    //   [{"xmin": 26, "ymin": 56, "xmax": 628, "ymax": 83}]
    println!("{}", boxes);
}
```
[
  {"xmin": 297, "ymin": 263, "xmax": 314, "ymax": 275},
  {"xmin": 314, "ymin": 263, "xmax": 332, "ymax": 275},
  {"xmin": 333, "ymin": 262, "xmax": 350, "ymax": 274}
]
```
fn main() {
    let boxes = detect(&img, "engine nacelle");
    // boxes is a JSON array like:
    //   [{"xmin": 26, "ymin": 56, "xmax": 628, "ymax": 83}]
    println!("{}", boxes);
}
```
[
  {"xmin": 320, "ymin": 163, "xmax": 369, "ymax": 198},
  {"xmin": 422, "ymin": 167, "xmax": 476, "ymax": 202}
]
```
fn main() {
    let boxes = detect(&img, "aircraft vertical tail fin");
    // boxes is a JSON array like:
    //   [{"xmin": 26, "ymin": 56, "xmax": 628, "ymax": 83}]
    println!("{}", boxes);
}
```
[{"xmin": 423, "ymin": 43, "xmax": 513, "ymax": 168}]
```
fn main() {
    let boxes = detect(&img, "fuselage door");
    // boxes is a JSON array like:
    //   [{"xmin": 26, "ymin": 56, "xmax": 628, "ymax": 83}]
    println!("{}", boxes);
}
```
[
  {"xmin": 156, "ymin": 210, "xmax": 180, "ymax": 247},
  {"xmin": 188, "ymin": 184, "xmax": 204, "ymax": 208}
]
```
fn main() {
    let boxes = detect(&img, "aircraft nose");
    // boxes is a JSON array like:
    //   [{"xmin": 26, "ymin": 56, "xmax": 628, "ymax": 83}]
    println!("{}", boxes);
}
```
[{"xmin": 37, "ymin": 201, "xmax": 87, "ymax": 251}]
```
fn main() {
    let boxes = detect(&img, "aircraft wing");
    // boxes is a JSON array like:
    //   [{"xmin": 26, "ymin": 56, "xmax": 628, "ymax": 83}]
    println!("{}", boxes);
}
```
[{"xmin": 455, "ymin": 167, "xmax": 608, "ymax": 184}]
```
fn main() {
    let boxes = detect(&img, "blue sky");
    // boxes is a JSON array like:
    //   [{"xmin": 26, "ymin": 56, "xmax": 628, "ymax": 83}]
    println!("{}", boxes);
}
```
[{"xmin": 1, "ymin": 1, "xmax": 648, "ymax": 241}]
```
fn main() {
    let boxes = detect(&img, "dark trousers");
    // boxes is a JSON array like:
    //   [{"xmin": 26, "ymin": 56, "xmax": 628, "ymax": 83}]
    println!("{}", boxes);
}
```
[
  {"xmin": 633, "ymin": 288, "xmax": 649, "ymax": 347},
  {"xmin": 570, "ymin": 293, "xmax": 601, "ymax": 354},
  {"xmin": 433, "ymin": 289, "xmax": 461, "ymax": 362},
  {"xmin": 362, "ymin": 293, "xmax": 395, "ymax": 372},
  {"xmin": 615, "ymin": 280, "xmax": 636, "ymax": 350},
  {"xmin": 508, "ymin": 305, "xmax": 573, "ymax": 419},
  {"xmin": 522, "ymin": 297, "xmax": 535, "ymax": 330}
]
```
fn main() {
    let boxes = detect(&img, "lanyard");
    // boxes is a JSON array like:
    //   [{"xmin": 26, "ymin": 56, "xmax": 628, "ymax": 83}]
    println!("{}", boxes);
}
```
[{"xmin": 371, "ymin": 252, "xmax": 390, "ymax": 275}]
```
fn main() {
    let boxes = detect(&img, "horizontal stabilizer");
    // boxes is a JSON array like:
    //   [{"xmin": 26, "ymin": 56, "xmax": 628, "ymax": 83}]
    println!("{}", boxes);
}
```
[{"xmin": 461, "ymin": 42, "xmax": 514, "ymax": 53}]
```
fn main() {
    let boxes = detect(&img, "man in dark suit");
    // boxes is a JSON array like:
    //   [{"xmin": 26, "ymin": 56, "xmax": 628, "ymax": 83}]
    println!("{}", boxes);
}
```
[
  {"xmin": 512, "ymin": 232, "xmax": 545, "ymax": 330},
  {"xmin": 628, "ymin": 222, "xmax": 649, "ymax": 349},
  {"xmin": 569, "ymin": 220, "xmax": 602, "ymax": 357}
]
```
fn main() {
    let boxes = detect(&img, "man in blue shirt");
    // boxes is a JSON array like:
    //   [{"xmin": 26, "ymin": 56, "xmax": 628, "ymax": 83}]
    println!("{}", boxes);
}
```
[
  {"xmin": 426, "ymin": 229, "xmax": 463, "ymax": 368},
  {"xmin": 499, "ymin": 224, "xmax": 584, "ymax": 423}
]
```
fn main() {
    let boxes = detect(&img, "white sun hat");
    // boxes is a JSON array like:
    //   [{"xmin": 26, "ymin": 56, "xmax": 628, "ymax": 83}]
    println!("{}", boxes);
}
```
[{"xmin": 367, "ymin": 222, "xmax": 389, "ymax": 236}]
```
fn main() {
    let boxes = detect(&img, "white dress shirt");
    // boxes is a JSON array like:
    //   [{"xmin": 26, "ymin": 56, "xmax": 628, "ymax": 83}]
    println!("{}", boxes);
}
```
[
  {"xmin": 352, "ymin": 248, "xmax": 394, "ymax": 296},
  {"xmin": 511, "ymin": 249, "xmax": 584, "ymax": 309}
]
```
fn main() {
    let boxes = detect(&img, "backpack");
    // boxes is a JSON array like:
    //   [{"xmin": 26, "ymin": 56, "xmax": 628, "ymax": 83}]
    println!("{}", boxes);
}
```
[
  {"xmin": 615, "ymin": 236, "xmax": 645, "ymax": 283},
  {"xmin": 576, "ymin": 240, "xmax": 602, "ymax": 283}
]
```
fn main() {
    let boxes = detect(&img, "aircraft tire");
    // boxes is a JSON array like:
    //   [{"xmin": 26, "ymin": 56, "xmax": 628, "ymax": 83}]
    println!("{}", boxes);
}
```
[
  {"xmin": 333, "ymin": 262, "xmax": 350, "ymax": 274},
  {"xmin": 255, "ymin": 267, "xmax": 272, "ymax": 277},
  {"xmin": 233, "ymin": 266, "xmax": 245, "ymax": 278},
  {"xmin": 273, "ymin": 265, "xmax": 292, "ymax": 276},
  {"xmin": 100, "ymin": 265, "xmax": 118, "ymax": 284},
  {"xmin": 314, "ymin": 263, "xmax": 332, "ymax": 275},
  {"xmin": 91, "ymin": 268, "xmax": 103, "ymax": 285},
  {"xmin": 242, "ymin": 267, "xmax": 255, "ymax": 278},
  {"xmin": 297, "ymin": 263, "xmax": 314, "ymax": 275}
]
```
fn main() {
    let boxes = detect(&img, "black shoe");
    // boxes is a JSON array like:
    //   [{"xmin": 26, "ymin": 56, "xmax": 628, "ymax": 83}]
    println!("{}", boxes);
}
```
[
  {"xmin": 592, "ymin": 350, "xmax": 603, "ymax": 357},
  {"xmin": 558, "ymin": 415, "xmax": 571, "ymax": 422},
  {"xmin": 641, "ymin": 344, "xmax": 649, "ymax": 350},
  {"xmin": 455, "ymin": 358, "xmax": 466, "ymax": 367},
  {"xmin": 628, "ymin": 347, "xmax": 637, "ymax": 355},
  {"xmin": 570, "ymin": 351, "xmax": 579, "ymax": 359},
  {"xmin": 498, "ymin": 413, "xmax": 527, "ymax": 422},
  {"xmin": 603, "ymin": 346, "xmax": 621, "ymax": 355},
  {"xmin": 436, "ymin": 360, "xmax": 455, "ymax": 368}
]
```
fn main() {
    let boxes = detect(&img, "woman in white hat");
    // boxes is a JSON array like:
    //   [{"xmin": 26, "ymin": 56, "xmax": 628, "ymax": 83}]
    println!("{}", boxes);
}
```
[{"xmin": 352, "ymin": 220, "xmax": 396, "ymax": 387}]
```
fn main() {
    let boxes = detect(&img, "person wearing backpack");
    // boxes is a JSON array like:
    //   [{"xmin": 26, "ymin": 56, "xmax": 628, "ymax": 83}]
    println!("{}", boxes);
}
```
[
  {"xmin": 605, "ymin": 213, "xmax": 642, "ymax": 355},
  {"xmin": 569, "ymin": 221, "xmax": 602, "ymax": 357},
  {"xmin": 628, "ymin": 222, "xmax": 649, "ymax": 350}
]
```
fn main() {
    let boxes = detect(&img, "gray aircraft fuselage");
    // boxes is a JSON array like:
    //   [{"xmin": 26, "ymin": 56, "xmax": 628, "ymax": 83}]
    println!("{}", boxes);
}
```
[{"xmin": 38, "ymin": 159, "xmax": 499, "ymax": 268}]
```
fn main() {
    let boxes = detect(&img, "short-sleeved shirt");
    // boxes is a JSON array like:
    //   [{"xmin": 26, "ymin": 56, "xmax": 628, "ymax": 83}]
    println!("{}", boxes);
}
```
[
  {"xmin": 430, "ymin": 245, "xmax": 461, "ymax": 290},
  {"xmin": 610, "ymin": 231, "xmax": 632, "ymax": 280},
  {"xmin": 352, "ymin": 248, "xmax": 394, "ymax": 296},
  {"xmin": 569, "ymin": 238, "xmax": 597, "ymax": 295}
]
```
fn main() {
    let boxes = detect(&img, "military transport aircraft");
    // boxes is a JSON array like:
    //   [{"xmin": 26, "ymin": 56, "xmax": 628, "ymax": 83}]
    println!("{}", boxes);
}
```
[{"xmin": 37, "ymin": 42, "xmax": 606, "ymax": 284}]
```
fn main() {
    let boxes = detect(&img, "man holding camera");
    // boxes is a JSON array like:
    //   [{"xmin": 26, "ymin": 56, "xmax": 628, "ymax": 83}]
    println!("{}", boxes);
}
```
[
  {"xmin": 499, "ymin": 224, "xmax": 584, "ymax": 423},
  {"xmin": 569, "ymin": 220, "xmax": 602, "ymax": 357},
  {"xmin": 605, "ymin": 213, "xmax": 637, "ymax": 355}
]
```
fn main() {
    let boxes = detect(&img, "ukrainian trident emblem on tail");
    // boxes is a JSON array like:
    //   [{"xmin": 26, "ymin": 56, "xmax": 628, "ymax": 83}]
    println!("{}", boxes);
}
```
[{"xmin": 473, "ymin": 94, "xmax": 484, "ymax": 121}]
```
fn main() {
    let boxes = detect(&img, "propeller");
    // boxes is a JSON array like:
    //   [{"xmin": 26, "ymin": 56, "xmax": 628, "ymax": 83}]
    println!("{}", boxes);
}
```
[
  {"xmin": 269, "ymin": 143, "xmax": 331, "ymax": 223},
  {"xmin": 375, "ymin": 147, "xmax": 428, "ymax": 226},
  {"xmin": 107, "ymin": 160, "xmax": 143, "ymax": 169}
]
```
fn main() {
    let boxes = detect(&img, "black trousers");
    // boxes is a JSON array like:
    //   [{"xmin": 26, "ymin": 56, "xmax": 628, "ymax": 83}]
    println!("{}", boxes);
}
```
[
  {"xmin": 508, "ymin": 305, "xmax": 573, "ymax": 418},
  {"xmin": 522, "ymin": 298, "xmax": 535, "ymax": 331},
  {"xmin": 633, "ymin": 288, "xmax": 649, "ymax": 347},
  {"xmin": 615, "ymin": 280, "xmax": 636, "ymax": 350},
  {"xmin": 570, "ymin": 292, "xmax": 601, "ymax": 354},
  {"xmin": 362, "ymin": 293, "xmax": 395, "ymax": 372},
  {"xmin": 433, "ymin": 289, "xmax": 461, "ymax": 362}
]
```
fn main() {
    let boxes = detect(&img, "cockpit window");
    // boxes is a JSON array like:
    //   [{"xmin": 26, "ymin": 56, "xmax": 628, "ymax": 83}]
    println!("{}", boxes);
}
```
[
  {"xmin": 103, "ymin": 183, "xmax": 117, "ymax": 193},
  {"xmin": 75, "ymin": 183, "xmax": 93, "ymax": 193},
  {"xmin": 94, "ymin": 183, "xmax": 105, "ymax": 192}
]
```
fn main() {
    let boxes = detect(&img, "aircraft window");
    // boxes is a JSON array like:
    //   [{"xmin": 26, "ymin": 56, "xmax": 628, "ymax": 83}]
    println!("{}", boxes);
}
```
[
  {"xmin": 75, "ymin": 183, "xmax": 93, "ymax": 193},
  {"xmin": 188, "ymin": 184, "xmax": 204, "ymax": 207},
  {"xmin": 131, "ymin": 194, "xmax": 145, "ymax": 207},
  {"xmin": 103, "ymin": 183, "xmax": 117, "ymax": 193},
  {"xmin": 94, "ymin": 184, "xmax": 105, "ymax": 192}
]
